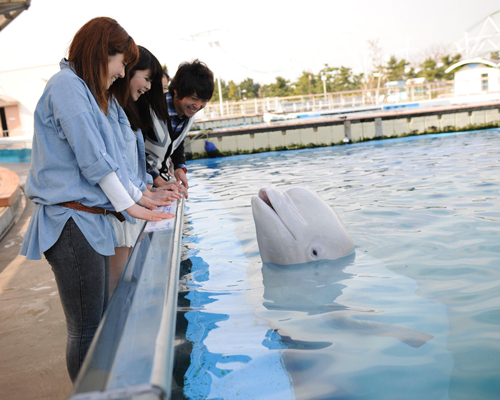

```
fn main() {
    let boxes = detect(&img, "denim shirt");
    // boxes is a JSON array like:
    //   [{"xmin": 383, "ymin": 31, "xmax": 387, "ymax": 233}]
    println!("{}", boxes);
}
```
[
  {"xmin": 21, "ymin": 59, "xmax": 133, "ymax": 260},
  {"xmin": 137, "ymin": 129, "xmax": 153, "ymax": 186},
  {"xmin": 106, "ymin": 99, "xmax": 152, "ymax": 192}
]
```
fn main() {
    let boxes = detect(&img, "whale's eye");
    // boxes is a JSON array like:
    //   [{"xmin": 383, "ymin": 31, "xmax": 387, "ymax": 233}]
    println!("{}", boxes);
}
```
[
  {"xmin": 311, "ymin": 248, "xmax": 320, "ymax": 258},
  {"xmin": 309, "ymin": 243, "xmax": 325, "ymax": 260},
  {"xmin": 310, "ymin": 246, "xmax": 324, "ymax": 259}
]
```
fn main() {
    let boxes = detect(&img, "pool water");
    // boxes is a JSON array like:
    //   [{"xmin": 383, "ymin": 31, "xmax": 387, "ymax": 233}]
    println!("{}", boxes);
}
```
[{"xmin": 175, "ymin": 129, "xmax": 500, "ymax": 400}]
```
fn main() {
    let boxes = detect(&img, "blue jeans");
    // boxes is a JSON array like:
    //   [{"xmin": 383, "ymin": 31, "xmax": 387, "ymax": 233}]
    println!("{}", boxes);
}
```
[{"xmin": 45, "ymin": 218, "xmax": 110, "ymax": 382}]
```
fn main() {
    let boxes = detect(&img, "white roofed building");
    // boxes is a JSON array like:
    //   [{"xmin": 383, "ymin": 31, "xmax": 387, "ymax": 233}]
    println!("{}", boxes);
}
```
[{"xmin": 445, "ymin": 58, "xmax": 500, "ymax": 96}]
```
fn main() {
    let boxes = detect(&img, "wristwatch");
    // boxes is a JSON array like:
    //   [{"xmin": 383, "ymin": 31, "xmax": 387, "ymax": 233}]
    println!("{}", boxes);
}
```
[
  {"xmin": 149, "ymin": 169, "xmax": 159, "ymax": 180},
  {"xmin": 177, "ymin": 164, "xmax": 188, "ymax": 173}
]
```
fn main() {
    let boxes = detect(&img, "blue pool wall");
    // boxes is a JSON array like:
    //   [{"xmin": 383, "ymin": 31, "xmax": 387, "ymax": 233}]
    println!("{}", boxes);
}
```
[{"xmin": 0, "ymin": 148, "xmax": 31, "ymax": 163}]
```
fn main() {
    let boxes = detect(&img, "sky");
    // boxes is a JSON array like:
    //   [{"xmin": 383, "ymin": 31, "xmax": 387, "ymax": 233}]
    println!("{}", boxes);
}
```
[{"xmin": 0, "ymin": 0, "xmax": 499, "ymax": 84}]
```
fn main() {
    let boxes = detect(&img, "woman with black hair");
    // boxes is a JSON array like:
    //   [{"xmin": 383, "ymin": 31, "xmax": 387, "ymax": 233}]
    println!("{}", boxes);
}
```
[{"xmin": 106, "ymin": 46, "xmax": 186, "ymax": 293}]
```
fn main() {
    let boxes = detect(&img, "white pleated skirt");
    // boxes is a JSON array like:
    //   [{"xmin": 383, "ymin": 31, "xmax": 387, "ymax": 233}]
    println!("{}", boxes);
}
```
[{"xmin": 109, "ymin": 216, "xmax": 144, "ymax": 248}]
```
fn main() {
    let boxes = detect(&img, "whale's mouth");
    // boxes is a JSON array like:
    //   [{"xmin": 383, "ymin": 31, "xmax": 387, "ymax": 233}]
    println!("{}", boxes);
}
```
[
  {"xmin": 253, "ymin": 188, "xmax": 297, "ymax": 244},
  {"xmin": 258, "ymin": 188, "xmax": 275, "ymax": 211}
]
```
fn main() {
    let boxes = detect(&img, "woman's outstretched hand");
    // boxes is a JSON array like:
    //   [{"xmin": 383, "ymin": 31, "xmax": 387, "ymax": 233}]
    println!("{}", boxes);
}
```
[
  {"xmin": 126, "ymin": 203, "xmax": 174, "ymax": 222},
  {"xmin": 143, "ymin": 188, "xmax": 182, "ymax": 202},
  {"xmin": 137, "ymin": 194, "xmax": 170, "ymax": 209}
]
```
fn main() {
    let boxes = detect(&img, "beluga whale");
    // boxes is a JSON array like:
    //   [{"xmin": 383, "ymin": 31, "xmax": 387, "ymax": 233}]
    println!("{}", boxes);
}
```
[
  {"xmin": 251, "ymin": 186, "xmax": 433, "ymax": 346},
  {"xmin": 250, "ymin": 186, "xmax": 452, "ymax": 399},
  {"xmin": 251, "ymin": 186, "xmax": 355, "ymax": 265}
]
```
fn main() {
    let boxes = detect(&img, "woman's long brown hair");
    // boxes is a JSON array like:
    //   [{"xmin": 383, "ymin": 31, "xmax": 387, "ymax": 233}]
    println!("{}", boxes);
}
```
[{"xmin": 68, "ymin": 17, "xmax": 139, "ymax": 113}]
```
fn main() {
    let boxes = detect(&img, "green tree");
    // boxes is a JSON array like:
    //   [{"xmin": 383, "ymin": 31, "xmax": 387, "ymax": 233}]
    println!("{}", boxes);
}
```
[
  {"xmin": 418, "ymin": 54, "xmax": 461, "ymax": 82},
  {"xmin": 212, "ymin": 78, "xmax": 229, "ymax": 102},
  {"xmin": 227, "ymin": 80, "xmax": 239, "ymax": 100},
  {"xmin": 385, "ymin": 56, "xmax": 409, "ymax": 82},
  {"xmin": 261, "ymin": 76, "xmax": 293, "ymax": 97},
  {"xmin": 310, "ymin": 64, "xmax": 363, "ymax": 93},
  {"xmin": 293, "ymin": 71, "xmax": 318, "ymax": 95},
  {"xmin": 239, "ymin": 78, "xmax": 260, "ymax": 99},
  {"xmin": 313, "ymin": 65, "xmax": 336, "ymax": 93},
  {"xmin": 418, "ymin": 58, "xmax": 439, "ymax": 81},
  {"xmin": 332, "ymin": 66, "xmax": 363, "ymax": 91},
  {"xmin": 406, "ymin": 66, "xmax": 418, "ymax": 80}
]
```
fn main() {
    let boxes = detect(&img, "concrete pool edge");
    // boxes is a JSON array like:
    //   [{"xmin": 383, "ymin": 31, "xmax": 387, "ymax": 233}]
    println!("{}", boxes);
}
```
[{"xmin": 185, "ymin": 100, "xmax": 500, "ymax": 158}]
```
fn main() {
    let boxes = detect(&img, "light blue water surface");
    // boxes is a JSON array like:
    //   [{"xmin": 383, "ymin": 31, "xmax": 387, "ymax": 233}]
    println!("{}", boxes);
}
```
[{"xmin": 176, "ymin": 129, "xmax": 500, "ymax": 400}]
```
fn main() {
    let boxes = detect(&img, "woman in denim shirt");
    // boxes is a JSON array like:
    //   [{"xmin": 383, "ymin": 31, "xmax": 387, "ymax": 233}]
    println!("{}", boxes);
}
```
[{"xmin": 20, "ymin": 17, "xmax": 172, "ymax": 381}]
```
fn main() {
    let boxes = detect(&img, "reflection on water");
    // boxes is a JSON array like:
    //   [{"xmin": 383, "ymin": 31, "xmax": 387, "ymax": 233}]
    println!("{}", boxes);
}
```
[
  {"xmin": 259, "ymin": 254, "xmax": 451, "ymax": 399},
  {"xmin": 175, "ymin": 130, "xmax": 500, "ymax": 400}
]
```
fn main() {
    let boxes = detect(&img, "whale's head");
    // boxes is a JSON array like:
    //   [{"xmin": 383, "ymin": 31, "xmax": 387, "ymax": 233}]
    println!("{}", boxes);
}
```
[{"xmin": 251, "ymin": 187, "xmax": 355, "ymax": 265}]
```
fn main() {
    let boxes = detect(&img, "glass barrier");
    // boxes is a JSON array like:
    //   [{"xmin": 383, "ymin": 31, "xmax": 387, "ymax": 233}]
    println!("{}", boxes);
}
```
[{"xmin": 69, "ymin": 197, "xmax": 185, "ymax": 400}]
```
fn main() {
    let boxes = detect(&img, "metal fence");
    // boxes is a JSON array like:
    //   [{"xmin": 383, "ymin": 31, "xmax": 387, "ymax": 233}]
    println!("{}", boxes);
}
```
[{"xmin": 203, "ymin": 80, "xmax": 457, "ymax": 119}]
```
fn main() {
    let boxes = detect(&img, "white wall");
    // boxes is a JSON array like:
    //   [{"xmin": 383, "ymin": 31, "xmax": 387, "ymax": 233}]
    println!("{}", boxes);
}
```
[
  {"xmin": 0, "ymin": 64, "xmax": 59, "ymax": 137},
  {"xmin": 454, "ymin": 64, "xmax": 500, "ymax": 96}
]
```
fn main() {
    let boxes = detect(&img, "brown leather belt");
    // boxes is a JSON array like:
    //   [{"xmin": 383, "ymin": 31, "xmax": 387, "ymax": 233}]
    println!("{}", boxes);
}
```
[{"xmin": 57, "ymin": 201, "xmax": 125, "ymax": 222}]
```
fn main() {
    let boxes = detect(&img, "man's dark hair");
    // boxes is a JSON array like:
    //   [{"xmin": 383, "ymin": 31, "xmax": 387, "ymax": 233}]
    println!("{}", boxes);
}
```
[{"xmin": 169, "ymin": 59, "xmax": 214, "ymax": 101}]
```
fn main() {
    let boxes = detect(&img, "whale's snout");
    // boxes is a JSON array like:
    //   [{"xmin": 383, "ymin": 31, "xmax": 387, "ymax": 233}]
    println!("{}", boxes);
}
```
[{"xmin": 252, "ymin": 186, "xmax": 355, "ymax": 265}]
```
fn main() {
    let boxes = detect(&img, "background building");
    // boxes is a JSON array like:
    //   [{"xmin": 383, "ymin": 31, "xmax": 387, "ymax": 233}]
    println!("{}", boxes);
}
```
[
  {"xmin": 446, "ymin": 58, "xmax": 500, "ymax": 96},
  {"xmin": 0, "ymin": 64, "xmax": 59, "ymax": 137}
]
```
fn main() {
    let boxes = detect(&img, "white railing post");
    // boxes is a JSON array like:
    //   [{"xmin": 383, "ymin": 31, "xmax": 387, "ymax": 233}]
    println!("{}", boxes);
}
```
[{"xmin": 217, "ymin": 77, "xmax": 224, "ymax": 117}]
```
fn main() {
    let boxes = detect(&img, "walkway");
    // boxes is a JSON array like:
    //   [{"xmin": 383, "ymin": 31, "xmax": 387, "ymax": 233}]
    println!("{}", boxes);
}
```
[{"xmin": 0, "ymin": 163, "xmax": 71, "ymax": 399}]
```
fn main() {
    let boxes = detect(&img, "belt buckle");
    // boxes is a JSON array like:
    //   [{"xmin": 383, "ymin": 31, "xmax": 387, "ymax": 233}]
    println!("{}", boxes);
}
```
[{"xmin": 103, "ymin": 209, "xmax": 108, "ymax": 217}]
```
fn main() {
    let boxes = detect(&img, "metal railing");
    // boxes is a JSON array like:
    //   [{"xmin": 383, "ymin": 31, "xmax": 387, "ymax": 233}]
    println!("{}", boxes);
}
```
[
  {"xmin": 202, "ymin": 79, "xmax": 483, "ymax": 119},
  {"xmin": 69, "ymin": 198, "xmax": 185, "ymax": 400}
]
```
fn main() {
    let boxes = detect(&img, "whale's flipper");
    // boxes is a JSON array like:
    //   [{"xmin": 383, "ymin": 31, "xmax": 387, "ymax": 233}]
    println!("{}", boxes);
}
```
[{"xmin": 323, "ymin": 312, "xmax": 434, "ymax": 348}]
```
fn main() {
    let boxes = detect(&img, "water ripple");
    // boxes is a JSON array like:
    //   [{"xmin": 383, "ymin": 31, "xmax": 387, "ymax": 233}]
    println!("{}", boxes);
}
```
[{"xmin": 180, "ymin": 130, "xmax": 500, "ymax": 400}]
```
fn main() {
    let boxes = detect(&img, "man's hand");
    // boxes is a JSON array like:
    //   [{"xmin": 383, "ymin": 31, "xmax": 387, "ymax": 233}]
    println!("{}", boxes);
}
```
[
  {"xmin": 174, "ymin": 168, "xmax": 189, "ymax": 190},
  {"xmin": 153, "ymin": 175, "xmax": 188, "ymax": 199},
  {"xmin": 153, "ymin": 175, "xmax": 169, "ymax": 188}
]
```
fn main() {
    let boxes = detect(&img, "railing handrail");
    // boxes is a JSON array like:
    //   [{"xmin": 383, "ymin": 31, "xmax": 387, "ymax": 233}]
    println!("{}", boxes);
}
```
[
  {"xmin": 69, "ymin": 198, "xmax": 186, "ymax": 400},
  {"xmin": 200, "ymin": 76, "xmax": 500, "ymax": 120}
]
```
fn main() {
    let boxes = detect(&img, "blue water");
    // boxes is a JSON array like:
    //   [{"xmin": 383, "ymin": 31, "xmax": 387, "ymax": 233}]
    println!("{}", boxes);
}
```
[{"xmin": 176, "ymin": 129, "xmax": 500, "ymax": 400}]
